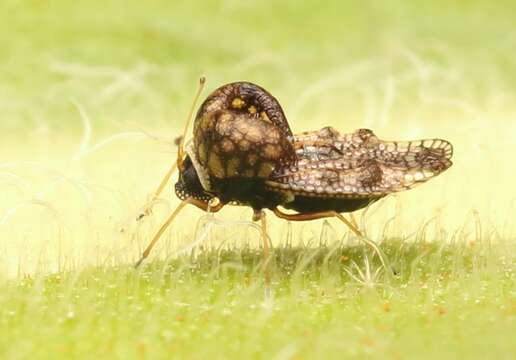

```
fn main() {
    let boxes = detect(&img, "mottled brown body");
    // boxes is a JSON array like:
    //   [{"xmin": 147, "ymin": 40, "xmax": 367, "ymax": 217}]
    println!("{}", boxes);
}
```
[{"xmin": 175, "ymin": 82, "xmax": 453, "ymax": 214}]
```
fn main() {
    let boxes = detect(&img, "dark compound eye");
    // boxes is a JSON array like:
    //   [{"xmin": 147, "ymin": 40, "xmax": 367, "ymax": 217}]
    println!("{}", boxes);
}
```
[{"xmin": 175, "ymin": 156, "xmax": 214, "ymax": 202}]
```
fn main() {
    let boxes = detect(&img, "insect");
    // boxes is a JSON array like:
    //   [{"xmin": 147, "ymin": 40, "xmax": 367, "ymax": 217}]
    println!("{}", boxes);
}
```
[{"xmin": 135, "ymin": 78, "xmax": 453, "ymax": 274}]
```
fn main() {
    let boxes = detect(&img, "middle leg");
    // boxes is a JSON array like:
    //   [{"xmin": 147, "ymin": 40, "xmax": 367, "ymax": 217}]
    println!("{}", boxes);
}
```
[{"xmin": 254, "ymin": 210, "xmax": 272, "ymax": 291}]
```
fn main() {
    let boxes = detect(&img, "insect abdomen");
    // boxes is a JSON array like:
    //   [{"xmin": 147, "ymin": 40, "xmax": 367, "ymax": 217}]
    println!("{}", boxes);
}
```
[{"xmin": 283, "ymin": 195, "xmax": 382, "ymax": 213}]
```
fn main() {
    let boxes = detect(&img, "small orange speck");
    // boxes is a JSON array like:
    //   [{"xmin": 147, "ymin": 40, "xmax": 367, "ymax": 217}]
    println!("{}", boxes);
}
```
[
  {"xmin": 136, "ymin": 341, "xmax": 146, "ymax": 356},
  {"xmin": 361, "ymin": 336, "xmax": 375, "ymax": 348},
  {"xmin": 382, "ymin": 302, "xmax": 391, "ymax": 312}
]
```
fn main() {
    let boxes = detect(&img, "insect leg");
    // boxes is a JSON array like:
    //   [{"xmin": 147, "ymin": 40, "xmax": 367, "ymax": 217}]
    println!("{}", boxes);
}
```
[
  {"xmin": 273, "ymin": 208, "xmax": 390, "ymax": 274},
  {"xmin": 135, "ymin": 200, "xmax": 189, "ymax": 268},
  {"xmin": 135, "ymin": 198, "xmax": 224, "ymax": 268},
  {"xmin": 136, "ymin": 162, "xmax": 178, "ymax": 221},
  {"xmin": 348, "ymin": 213, "xmax": 359, "ymax": 230},
  {"xmin": 272, "ymin": 208, "xmax": 336, "ymax": 221},
  {"xmin": 273, "ymin": 208, "xmax": 362, "ymax": 236},
  {"xmin": 136, "ymin": 77, "xmax": 206, "ymax": 221},
  {"xmin": 255, "ymin": 210, "xmax": 273, "ymax": 300},
  {"xmin": 333, "ymin": 213, "xmax": 390, "ymax": 272}
]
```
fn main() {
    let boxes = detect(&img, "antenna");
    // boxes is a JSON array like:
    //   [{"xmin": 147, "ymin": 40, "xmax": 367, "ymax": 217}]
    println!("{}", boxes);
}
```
[
  {"xmin": 135, "ymin": 77, "xmax": 207, "ymax": 221},
  {"xmin": 177, "ymin": 76, "xmax": 206, "ymax": 169}
]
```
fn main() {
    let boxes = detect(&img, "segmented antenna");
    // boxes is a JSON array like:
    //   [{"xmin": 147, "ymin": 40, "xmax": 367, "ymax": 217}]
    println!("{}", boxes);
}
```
[
  {"xmin": 135, "ymin": 77, "xmax": 207, "ymax": 222},
  {"xmin": 177, "ymin": 76, "xmax": 206, "ymax": 169}
]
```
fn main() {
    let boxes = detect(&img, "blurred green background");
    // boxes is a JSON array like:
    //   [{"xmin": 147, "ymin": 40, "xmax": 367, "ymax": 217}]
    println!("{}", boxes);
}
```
[
  {"xmin": 2, "ymin": 0, "xmax": 516, "ymax": 132},
  {"xmin": 0, "ymin": 2, "xmax": 514, "ymax": 359},
  {"xmin": 1, "ymin": 0, "xmax": 515, "ymax": 275}
]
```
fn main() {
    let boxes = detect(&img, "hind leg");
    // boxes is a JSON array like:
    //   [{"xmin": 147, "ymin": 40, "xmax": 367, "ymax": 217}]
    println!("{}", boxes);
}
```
[{"xmin": 272, "ymin": 208, "xmax": 390, "ymax": 272}]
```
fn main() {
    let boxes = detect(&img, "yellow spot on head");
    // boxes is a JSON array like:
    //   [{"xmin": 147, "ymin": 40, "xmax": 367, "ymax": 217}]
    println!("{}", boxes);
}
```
[
  {"xmin": 248, "ymin": 105, "xmax": 257, "ymax": 114},
  {"xmin": 232, "ymin": 97, "xmax": 245, "ymax": 109}
]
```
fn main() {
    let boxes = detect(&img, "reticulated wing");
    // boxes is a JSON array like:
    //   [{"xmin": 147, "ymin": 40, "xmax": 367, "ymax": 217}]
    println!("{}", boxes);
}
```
[{"xmin": 266, "ymin": 126, "xmax": 453, "ymax": 198}]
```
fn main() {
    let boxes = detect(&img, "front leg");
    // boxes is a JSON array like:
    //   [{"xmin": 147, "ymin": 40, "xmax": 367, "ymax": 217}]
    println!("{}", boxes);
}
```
[{"xmin": 135, "ymin": 198, "xmax": 224, "ymax": 267}]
